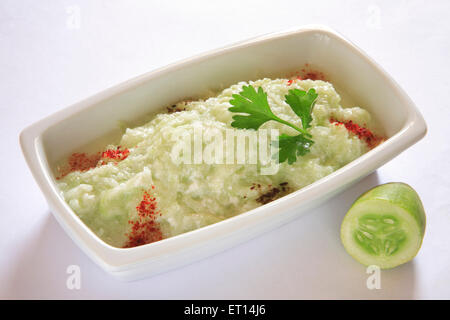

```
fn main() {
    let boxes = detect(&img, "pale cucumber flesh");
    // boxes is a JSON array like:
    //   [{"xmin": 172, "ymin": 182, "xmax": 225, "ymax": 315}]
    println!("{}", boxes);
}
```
[
  {"xmin": 354, "ymin": 213, "xmax": 406, "ymax": 257},
  {"xmin": 341, "ymin": 183, "xmax": 426, "ymax": 269}
]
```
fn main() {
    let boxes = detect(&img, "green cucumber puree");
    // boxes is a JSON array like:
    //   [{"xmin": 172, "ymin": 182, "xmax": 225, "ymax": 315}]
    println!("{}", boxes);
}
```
[{"xmin": 57, "ymin": 78, "xmax": 383, "ymax": 248}]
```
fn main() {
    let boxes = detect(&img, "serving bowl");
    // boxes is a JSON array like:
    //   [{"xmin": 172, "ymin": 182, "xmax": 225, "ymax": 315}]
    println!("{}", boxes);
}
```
[{"xmin": 20, "ymin": 25, "xmax": 426, "ymax": 281}]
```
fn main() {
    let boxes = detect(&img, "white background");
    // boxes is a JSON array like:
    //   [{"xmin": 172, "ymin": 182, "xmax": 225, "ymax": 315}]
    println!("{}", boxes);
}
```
[{"xmin": 1, "ymin": 0, "xmax": 449, "ymax": 299}]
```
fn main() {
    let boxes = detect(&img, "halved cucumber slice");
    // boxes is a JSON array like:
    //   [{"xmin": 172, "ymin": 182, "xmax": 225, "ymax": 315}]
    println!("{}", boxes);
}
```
[{"xmin": 341, "ymin": 183, "xmax": 426, "ymax": 269}]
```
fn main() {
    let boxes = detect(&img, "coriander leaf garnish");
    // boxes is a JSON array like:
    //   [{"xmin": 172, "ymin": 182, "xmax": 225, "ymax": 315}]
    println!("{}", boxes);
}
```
[
  {"xmin": 229, "ymin": 85, "xmax": 309, "ymax": 135},
  {"xmin": 229, "ymin": 85, "xmax": 276, "ymax": 130},
  {"xmin": 277, "ymin": 134, "xmax": 314, "ymax": 165},
  {"xmin": 284, "ymin": 88, "xmax": 318, "ymax": 129},
  {"xmin": 228, "ymin": 84, "xmax": 317, "ymax": 164}
]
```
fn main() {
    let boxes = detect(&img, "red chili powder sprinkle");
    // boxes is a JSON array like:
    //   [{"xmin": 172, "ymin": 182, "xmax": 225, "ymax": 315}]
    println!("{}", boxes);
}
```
[
  {"xmin": 101, "ymin": 146, "xmax": 130, "ymax": 161},
  {"xmin": 56, "ymin": 146, "xmax": 130, "ymax": 179},
  {"xmin": 330, "ymin": 118, "xmax": 383, "ymax": 148},
  {"xmin": 286, "ymin": 65, "xmax": 327, "ymax": 83},
  {"xmin": 123, "ymin": 188, "xmax": 163, "ymax": 248},
  {"xmin": 287, "ymin": 76, "xmax": 303, "ymax": 86},
  {"xmin": 301, "ymin": 69, "xmax": 326, "ymax": 81},
  {"xmin": 56, "ymin": 152, "xmax": 102, "ymax": 179}
]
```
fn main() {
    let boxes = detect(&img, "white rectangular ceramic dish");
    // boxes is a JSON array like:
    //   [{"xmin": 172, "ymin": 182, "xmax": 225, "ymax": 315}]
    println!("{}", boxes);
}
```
[{"xmin": 20, "ymin": 25, "xmax": 426, "ymax": 281}]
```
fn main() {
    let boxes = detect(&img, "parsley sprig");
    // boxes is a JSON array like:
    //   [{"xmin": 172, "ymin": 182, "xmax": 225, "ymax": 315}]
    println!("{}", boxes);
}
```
[{"xmin": 229, "ymin": 85, "xmax": 318, "ymax": 164}]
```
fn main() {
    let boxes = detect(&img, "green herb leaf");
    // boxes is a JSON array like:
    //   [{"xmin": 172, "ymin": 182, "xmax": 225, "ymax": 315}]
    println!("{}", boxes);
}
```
[
  {"xmin": 228, "ymin": 85, "xmax": 279, "ymax": 130},
  {"xmin": 284, "ymin": 88, "xmax": 318, "ymax": 129},
  {"xmin": 276, "ymin": 134, "xmax": 314, "ymax": 164},
  {"xmin": 229, "ymin": 84, "xmax": 318, "ymax": 165},
  {"xmin": 229, "ymin": 85, "xmax": 307, "ymax": 134}
]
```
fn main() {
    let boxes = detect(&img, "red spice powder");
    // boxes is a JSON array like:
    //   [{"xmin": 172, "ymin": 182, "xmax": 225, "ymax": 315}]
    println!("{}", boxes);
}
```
[
  {"xmin": 123, "ymin": 189, "xmax": 163, "ymax": 248},
  {"xmin": 102, "ymin": 146, "xmax": 130, "ymax": 161},
  {"xmin": 287, "ymin": 76, "xmax": 303, "ymax": 86},
  {"xmin": 330, "ymin": 118, "xmax": 383, "ymax": 148},
  {"xmin": 56, "ymin": 152, "xmax": 102, "ymax": 179},
  {"xmin": 301, "ymin": 68, "xmax": 326, "ymax": 81},
  {"xmin": 56, "ymin": 146, "xmax": 130, "ymax": 179},
  {"xmin": 287, "ymin": 64, "xmax": 327, "ymax": 84}
]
